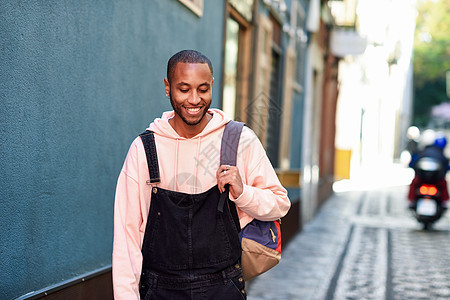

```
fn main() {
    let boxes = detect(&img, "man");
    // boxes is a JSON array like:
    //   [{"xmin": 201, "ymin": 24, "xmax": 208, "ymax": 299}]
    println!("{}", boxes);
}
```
[{"xmin": 113, "ymin": 50, "xmax": 291, "ymax": 299}]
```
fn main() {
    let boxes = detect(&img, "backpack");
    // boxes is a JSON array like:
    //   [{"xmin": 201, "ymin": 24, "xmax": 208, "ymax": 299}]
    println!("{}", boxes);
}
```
[
  {"xmin": 140, "ymin": 120, "xmax": 282, "ymax": 281},
  {"xmin": 218, "ymin": 121, "xmax": 282, "ymax": 281}
]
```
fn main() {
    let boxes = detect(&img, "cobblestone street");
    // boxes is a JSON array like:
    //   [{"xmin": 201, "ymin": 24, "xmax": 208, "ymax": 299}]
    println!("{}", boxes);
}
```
[{"xmin": 247, "ymin": 166, "xmax": 450, "ymax": 300}]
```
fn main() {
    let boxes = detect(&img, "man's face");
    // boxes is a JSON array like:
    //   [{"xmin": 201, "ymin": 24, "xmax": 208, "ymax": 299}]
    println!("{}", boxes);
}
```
[{"xmin": 165, "ymin": 62, "xmax": 214, "ymax": 126}]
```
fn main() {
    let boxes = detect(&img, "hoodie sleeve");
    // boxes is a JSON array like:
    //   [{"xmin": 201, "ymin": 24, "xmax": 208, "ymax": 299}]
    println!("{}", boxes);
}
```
[
  {"xmin": 112, "ymin": 140, "xmax": 144, "ymax": 300},
  {"xmin": 232, "ymin": 127, "xmax": 291, "ymax": 221}
]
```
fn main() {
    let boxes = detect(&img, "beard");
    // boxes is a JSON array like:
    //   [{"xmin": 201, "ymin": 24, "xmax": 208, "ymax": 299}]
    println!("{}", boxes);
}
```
[{"xmin": 170, "ymin": 95, "xmax": 211, "ymax": 126}]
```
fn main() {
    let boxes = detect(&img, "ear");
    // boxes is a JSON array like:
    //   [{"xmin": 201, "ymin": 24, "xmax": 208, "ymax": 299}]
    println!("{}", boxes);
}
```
[
  {"xmin": 164, "ymin": 78, "xmax": 170, "ymax": 96},
  {"xmin": 211, "ymin": 77, "xmax": 214, "ymax": 86}
]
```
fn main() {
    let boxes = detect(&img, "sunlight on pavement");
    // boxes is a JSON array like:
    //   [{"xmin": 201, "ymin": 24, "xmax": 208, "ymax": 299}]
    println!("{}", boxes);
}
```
[{"xmin": 333, "ymin": 163, "xmax": 415, "ymax": 193}]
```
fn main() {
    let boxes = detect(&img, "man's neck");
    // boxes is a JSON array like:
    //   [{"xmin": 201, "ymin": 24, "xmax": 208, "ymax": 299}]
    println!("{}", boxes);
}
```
[{"xmin": 169, "ymin": 113, "xmax": 212, "ymax": 139}]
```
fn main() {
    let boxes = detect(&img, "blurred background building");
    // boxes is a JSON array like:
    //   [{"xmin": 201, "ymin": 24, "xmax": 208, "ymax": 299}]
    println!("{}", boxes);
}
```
[
  {"xmin": 333, "ymin": 0, "xmax": 416, "ymax": 178},
  {"xmin": 0, "ymin": 0, "xmax": 419, "ymax": 298}
]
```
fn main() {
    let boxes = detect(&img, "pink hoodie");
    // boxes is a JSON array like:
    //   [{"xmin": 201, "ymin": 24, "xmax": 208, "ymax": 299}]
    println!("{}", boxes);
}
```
[{"xmin": 112, "ymin": 109, "xmax": 291, "ymax": 299}]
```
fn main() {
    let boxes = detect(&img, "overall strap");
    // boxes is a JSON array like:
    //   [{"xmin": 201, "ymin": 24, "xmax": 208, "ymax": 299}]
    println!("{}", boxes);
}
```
[
  {"xmin": 139, "ymin": 130, "xmax": 161, "ymax": 184},
  {"xmin": 218, "ymin": 121, "xmax": 245, "ymax": 231}
]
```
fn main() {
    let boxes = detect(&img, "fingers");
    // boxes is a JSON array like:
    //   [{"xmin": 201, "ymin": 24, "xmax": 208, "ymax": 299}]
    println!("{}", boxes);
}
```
[
  {"xmin": 216, "ymin": 165, "xmax": 231, "ymax": 179},
  {"xmin": 216, "ymin": 165, "xmax": 243, "ymax": 197},
  {"xmin": 217, "ymin": 164, "xmax": 230, "ymax": 174},
  {"xmin": 216, "ymin": 164, "xmax": 232, "ymax": 193}
]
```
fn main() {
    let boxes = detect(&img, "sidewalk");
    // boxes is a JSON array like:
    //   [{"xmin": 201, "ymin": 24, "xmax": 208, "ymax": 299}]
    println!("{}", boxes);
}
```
[
  {"xmin": 247, "ymin": 164, "xmax": 419, "ymax": 300},
  {"xmin": 247, "ymin": 188, "xmax": 360, "ymax": 300}
]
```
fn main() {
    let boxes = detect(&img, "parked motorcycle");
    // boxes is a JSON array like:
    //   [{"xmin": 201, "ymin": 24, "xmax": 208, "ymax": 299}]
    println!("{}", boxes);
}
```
[{"xmin": 410, "ymin": 157, "xmax": 447, "ymax": 230}]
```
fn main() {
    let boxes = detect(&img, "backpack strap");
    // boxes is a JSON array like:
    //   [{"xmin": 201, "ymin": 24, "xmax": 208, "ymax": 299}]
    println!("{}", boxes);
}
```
[
  {"xmin": 139, "ymin": 130, "xmax": 161, "ymax": 184},
  {"xmin": 220, "ymin": 121, "xmax": 245, "ymax": 166},
  {"xmin": 218, "ymin": 121, "xmax": 245, "ymax": 234}
]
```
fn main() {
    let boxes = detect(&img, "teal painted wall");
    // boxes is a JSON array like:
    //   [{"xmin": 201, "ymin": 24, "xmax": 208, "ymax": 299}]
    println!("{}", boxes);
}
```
[{"xmin": 0, "ymin": 1, "xmax": 225, "ymax": 298}]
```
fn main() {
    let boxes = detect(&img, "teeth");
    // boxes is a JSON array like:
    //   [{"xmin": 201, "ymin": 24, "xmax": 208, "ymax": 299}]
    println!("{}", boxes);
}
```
[{"xmin": 186, "ymin": 107, "xmax": 201, "ymax": 112}]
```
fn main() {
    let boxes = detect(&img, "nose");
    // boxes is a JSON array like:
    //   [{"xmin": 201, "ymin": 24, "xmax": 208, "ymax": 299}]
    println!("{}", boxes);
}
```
[{"xmin": 188, "ymin": 90, "xmax": 201, "ymax": 105}]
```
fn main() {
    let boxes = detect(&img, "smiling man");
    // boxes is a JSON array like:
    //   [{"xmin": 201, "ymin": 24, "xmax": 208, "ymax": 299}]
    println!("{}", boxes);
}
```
[
  {"xmin": 165, "ymin": 55, "xmax": 213, "ymax": 137},
  {"xmin": 112, "ymin": 50, "xmax": 290, "ymax": 299}
]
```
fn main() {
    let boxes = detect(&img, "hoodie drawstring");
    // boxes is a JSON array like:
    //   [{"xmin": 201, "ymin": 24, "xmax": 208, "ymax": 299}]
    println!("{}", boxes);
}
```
[
  {"xmin": 172, "ymin": 137, "xmax": 201, "ymax": 193},
  {"xmin": 195, "ymin": 137, "xmax": 201, "ymax": 190},
  {"xmin": 174, "ymin": 138, "xmax": 179, "ymax": 191}
]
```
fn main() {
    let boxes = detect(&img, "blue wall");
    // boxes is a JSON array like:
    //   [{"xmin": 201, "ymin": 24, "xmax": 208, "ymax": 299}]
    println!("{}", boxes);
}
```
[{"xmin": 0, "ymin": 1, "xmax": 225, "ymax": 298}]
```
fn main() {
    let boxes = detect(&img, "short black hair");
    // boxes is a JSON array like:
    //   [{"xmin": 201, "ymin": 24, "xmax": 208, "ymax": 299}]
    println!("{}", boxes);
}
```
[{"xmin": 167, "ymin": 50, "xmax": 213, "ymax": 83}]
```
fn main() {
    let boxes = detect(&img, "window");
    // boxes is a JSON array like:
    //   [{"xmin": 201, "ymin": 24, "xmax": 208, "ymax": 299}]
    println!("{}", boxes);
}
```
[
  {"xmin": 222, "ymin": 18, "xmax": 240, "ymax": 120},
  {"xmin": 294, "ymin": 6, "xmax": 307, "ymax": 90},
  {"xmin": 249, "ymin": 14, "xmax": 273, "ymax": 143},
  {"xmin": 177, "ymin": 0, "xmax": 203, "ymax": 17},
  {"xmin": 228, "ymin": 0, "xmax": 253, "ymax": 22},
  {"xmin": 265, "ymin": 14, "xmax": 283, "ymax": 168},
  {"xmin": 279, "ymin": 1, "xmax": 308, "ymax": 170},
  {"xmin": 221, "ymin": 5, "xmax": 252, "ymax": 123}
]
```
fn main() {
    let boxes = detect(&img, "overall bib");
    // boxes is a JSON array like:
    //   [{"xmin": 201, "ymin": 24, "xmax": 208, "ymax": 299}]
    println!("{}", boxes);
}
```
[{"xmin": 138, "ymin": 129, "xmax": 245, "ymax": 300}]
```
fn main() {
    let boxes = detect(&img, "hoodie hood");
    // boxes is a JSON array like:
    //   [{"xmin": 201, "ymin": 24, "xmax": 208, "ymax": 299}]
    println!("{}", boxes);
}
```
[
  {"xmin": 148, "ymin": 108, "xmax": 231, "ymax": 139},
  {"xmin": 145, "ymin": 108, "xmax": 232, "ymax": 192}
]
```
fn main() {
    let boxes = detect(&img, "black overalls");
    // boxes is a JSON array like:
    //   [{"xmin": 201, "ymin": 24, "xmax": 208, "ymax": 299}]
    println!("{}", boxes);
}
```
[{"xmin": 138, "ymin": 123, "xmax": 246, "ymax": 300}]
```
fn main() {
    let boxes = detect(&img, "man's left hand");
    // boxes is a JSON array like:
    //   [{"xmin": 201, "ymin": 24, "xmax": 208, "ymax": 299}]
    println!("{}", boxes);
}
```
[{"xmin": 216, "ymin": 164, "xmax": 243, "ymax": 199}]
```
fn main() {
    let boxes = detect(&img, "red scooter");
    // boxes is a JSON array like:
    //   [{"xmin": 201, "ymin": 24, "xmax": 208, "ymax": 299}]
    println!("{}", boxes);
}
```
[{"xmin": 410, "ymin": 157, "xmax": 447, "ymax": 230}]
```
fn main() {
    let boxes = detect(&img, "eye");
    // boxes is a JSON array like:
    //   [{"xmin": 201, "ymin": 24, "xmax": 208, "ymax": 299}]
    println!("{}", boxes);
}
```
[
  {"xmin": 180, "ymin": 89, "xmax": 189, "ymax": 93},
  {"xmin": 199, "ymin": 88, "xmax": 208, "ymax": 93}
]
